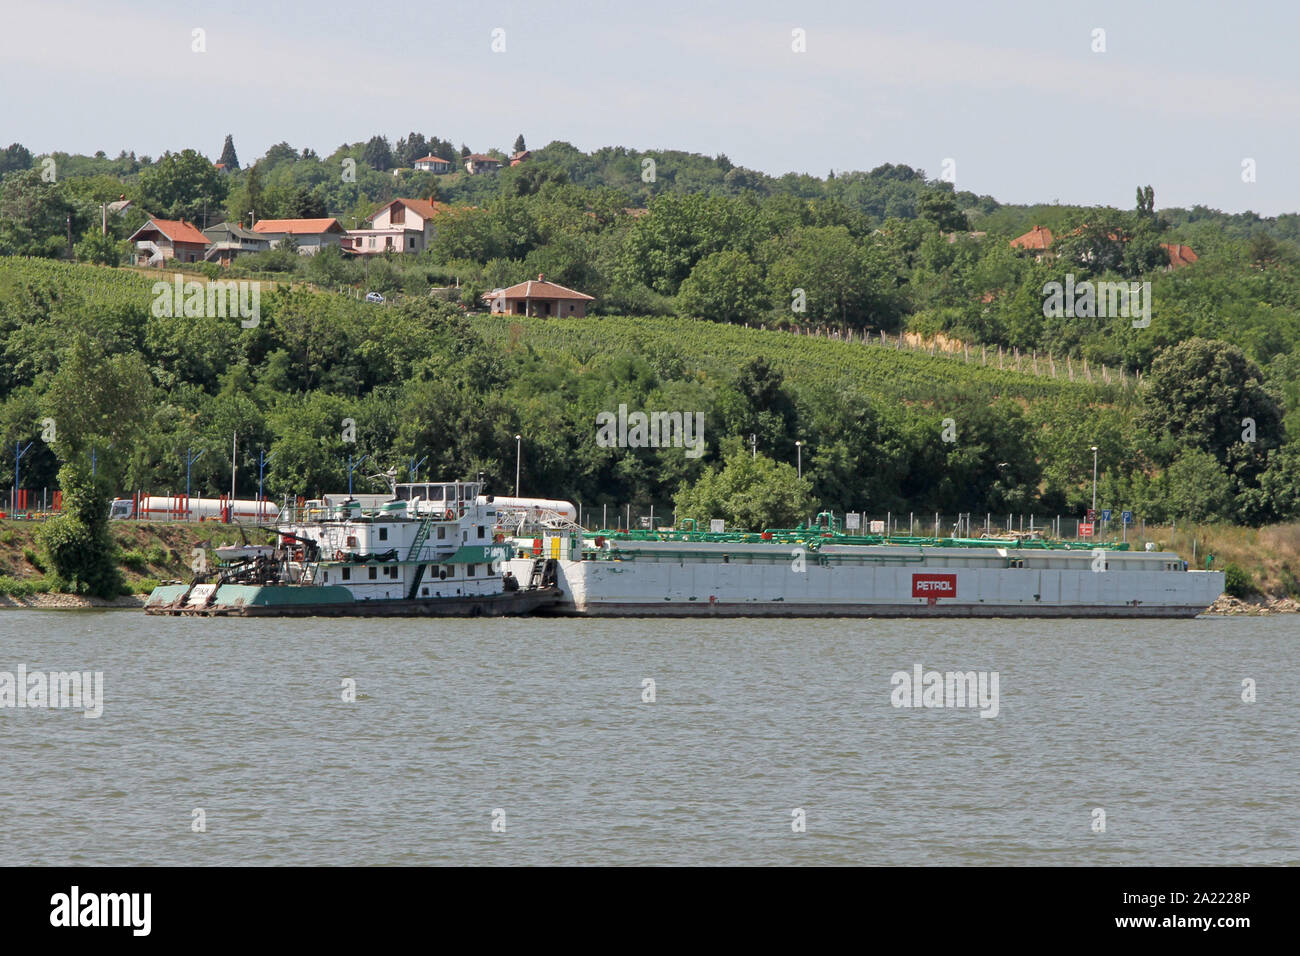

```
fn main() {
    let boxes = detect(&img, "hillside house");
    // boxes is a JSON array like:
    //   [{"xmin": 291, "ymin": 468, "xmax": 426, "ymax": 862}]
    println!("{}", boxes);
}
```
[
  {"xmin": 1161, "ymin": 243, "xmax": 1199, "ymax": 269},
  {"xmin": 465, "ymin": 154, "xmax": 503, "ymax": 175},
  {"xmin": 1010, "ymin": 225, "xmax": 1054, "ymax": 255},
  {"xmin": 344, "ymin": 198, "xmax": 444, "ymax": 255},
  {"xmin": 1011, "ymin": 225, "xmax": 1198, "ymax": 270},
  {"xmin": 414, "ymin": 155, "xmax": 453, "ymax": 173},
  {"xmin": 203, "ymin": 222, "xmax": 271, "ymax": 264},
  {"xmin": 484, "ymin": 276, "xmax": 595, "ymax": 317},
  {"xmin": 127, "ymin": 217, "xmax": 211, "ymax": 265},
  {"xmin": 251, "ymin": 218, "xmax": 346, "ymax": 254}
]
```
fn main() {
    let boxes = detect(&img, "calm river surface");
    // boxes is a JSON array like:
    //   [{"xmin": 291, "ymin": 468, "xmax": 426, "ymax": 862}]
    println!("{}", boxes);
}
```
[{"xmin": 0, "ymin": 611, "xmax": 1294, "ymax": 866}]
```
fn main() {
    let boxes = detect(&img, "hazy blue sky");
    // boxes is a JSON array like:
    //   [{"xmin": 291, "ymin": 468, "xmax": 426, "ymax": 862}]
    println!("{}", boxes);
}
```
[{"xmin": 2, "ymin": 0, "xmax": 1294, "ymax": 214}]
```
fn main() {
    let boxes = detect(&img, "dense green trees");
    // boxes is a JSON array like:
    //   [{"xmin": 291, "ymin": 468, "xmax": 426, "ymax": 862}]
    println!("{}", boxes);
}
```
[
  {"xmin": 8, "ymin": 134, "xmax": 1300, "ymax": 530},
  {"xmin": 1, "ymin": 257, "xmax": 1299, "ymax": 530},
  {"xmin": 137, "ymin": 149, "xmax": 227, "ymax": 222}
]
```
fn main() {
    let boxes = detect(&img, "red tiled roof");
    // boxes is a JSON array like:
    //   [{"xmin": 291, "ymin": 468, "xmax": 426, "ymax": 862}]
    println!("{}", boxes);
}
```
[
  {"xmin": 414, "ymin": 155, "xmax": 452, "ymax": 165},
  {"xmin": 251, "ymin": 218, "xmax": 344, "ymax": 235},
  {"xmin": 495, "ymin": 278, "xmax": 594, "ymax": 301},
  {"xmin": 1010, "ymin": 225, "xmax": 1053, "ymax": 250},
  {"xmin": 130, "ymin": 218, "xmax": 210, "ymax": 245},
  {"xmin": 465, "ymin": 154, "xmax": 501, "ymax": 163},
  {"xmin": 1162, "ymin": 243, "xmax": 1198, "ymax": 268},
  {"xmin": 371, "ymin": 198, "xmax": 445, "ymax": 222}
]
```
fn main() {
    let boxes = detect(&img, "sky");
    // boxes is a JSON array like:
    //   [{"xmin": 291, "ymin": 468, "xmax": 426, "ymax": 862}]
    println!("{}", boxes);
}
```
[{"xmin": 1, "ymin": 0, "xmax": 1295, "ymax": 215}]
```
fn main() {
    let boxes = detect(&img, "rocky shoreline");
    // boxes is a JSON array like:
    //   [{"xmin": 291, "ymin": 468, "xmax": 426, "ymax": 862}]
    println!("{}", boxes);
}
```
[
  {"xmin": 1204, "ymin": 594, "xmax": 1300, "ymax": 615},
  {"xmin": 0, "ymin": 592, "xmax": 145, "ymax": 610}
]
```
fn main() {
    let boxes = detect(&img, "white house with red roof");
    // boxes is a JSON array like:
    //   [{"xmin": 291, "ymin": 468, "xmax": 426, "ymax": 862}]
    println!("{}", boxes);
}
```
[
  {"xmin": 251, "ymin": 218, "xmax": 346, "ymax": 255},
  {"xmin": 413, "ymin": 155, "xmax": 453, "ymax": 173},
  {"xmin": 127, "ymin": 217, "xmax": 211, "ymax": 265},
  {"xmin": 484, "ymin": 275, "xmax": 595, "ymax": 317},
  {"xmin": 344, "ymin": 197, "xmax": 445, "ymax": 255}
]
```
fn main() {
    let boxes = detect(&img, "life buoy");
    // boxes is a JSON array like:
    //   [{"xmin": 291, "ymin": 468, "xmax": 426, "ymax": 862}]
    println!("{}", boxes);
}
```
[
  {"xmin": 334, "ymin": 550, "xmax": 344, "ymax": 562},
  {"xmin": 445, "ymin": 509, "xmax": 455, "ymax": 520}
]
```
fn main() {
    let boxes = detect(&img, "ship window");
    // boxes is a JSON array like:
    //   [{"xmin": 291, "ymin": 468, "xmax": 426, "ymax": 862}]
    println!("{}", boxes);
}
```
[
  {"xmin": 342, "ymin": 567, "xmax": 350, "ymax": 580},
  {"xmin": 444, "ymin": 565, "xmax": 454, "ymax": 578},
  {"xmin": 369, "ymin": 567, "xmax": 377, "ymax": 580},
  {"xmin": 388, "ymin": 566, "xmax": 398, "ymax": 578},
  {"xmin": 437, "ymin": 527, "xmax": 446, "ymax": 540},
  {"xmin": 477, "ymin": 526, "xmax": 485, "ymax": 538},
  {"xmin": 422, "ymin": 587, "xmax": 429, "ymax": 596},
  {"xmin": 429, "ymin": 485, "xmax": 443, "ymax": 501},
  {"xmin": 379, "ymin": 528, "xmax": 388, "ymax": 541},
  {"xmin": 468, "ymin": 564, "xmax": 476, "ymax": 576}
]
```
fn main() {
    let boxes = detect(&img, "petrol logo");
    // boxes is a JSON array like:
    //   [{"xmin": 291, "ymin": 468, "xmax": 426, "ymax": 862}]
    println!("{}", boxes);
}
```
[{"xmin": 912, "ymin": 573, "xmax": 957, "ymax": 599}]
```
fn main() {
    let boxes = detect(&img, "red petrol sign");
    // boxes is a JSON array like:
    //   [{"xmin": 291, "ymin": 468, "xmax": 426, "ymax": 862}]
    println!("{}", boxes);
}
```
[{"xmin": 912, "ymin": 573, "xmax": 957, "ymax": 599}]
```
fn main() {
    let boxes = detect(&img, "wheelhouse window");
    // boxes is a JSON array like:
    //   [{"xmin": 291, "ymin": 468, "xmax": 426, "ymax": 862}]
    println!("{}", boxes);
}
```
[{"xmin": 369, "ymin": 567, "xmax": 377, "ymax": 580}]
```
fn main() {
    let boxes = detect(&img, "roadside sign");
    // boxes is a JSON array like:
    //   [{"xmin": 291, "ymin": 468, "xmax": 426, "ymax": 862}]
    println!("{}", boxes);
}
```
[
  {"xmin": 1121, "ymin": 511, "xmax": 1133, "ymax": 525},
  {"xmin": 1101, "ymin": 509, "xmax": 1112, "ymax": 522},
  {"xmin": 1079, "ymin": 522, "xmax": 1094, "ymax": 537},
  {"xmin": 1086, "ymin": 509, "xmax": 1097, "ymax": 520}
]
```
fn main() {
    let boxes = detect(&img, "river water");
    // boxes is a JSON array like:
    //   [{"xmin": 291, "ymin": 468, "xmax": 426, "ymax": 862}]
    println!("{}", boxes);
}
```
[{"xmin": 0, "ymin": 610, "xmax": 1294, "ymax": 866}]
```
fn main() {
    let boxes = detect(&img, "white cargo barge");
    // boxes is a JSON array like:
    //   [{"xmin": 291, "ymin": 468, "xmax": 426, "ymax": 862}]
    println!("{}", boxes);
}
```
[{"xmin": 505, "ymin": 520, "xmax": 1224, "ymax": 618}]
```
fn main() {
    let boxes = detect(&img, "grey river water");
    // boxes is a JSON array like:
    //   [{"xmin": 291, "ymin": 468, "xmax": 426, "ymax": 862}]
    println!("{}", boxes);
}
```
[{"xmin": 0, "ymin": 610, "xmax": 1295, "ymax": 866}]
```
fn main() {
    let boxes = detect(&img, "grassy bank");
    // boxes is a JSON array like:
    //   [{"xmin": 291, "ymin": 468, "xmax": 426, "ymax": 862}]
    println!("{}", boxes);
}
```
[{"xmin": 0, "ymin": 520, "xmax": 276, "ymax": 598}]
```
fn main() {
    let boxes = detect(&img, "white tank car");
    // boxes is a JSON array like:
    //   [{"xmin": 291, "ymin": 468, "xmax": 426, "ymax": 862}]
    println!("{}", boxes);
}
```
[
  {"xmin": 110, "ymin": 496, "xmax": 280, "ymax": 521},
  {"xmin": 480, "ymin": 496, "xmax": 577, "ymax": 522}
]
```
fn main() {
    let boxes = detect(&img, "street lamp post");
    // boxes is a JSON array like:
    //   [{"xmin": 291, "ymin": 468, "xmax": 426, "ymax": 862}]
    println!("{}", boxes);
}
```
[
  {"xmin": 1090, "ymin": 445, "xmax": 1099, "ymax": 514},
  {"xmin": 795, "ymin": 440, "xmax": 802, "ymax": 479},
  {"xmin": 13, "ymin": 440, "xmax": 33, "ymax": 514},
  {"xmin": 257, "ymin": 448, "xmax": 275, "ymax": 519},
  {"xmin": 343, "ymin": 457, "xmax": 369, "ymax": 496},
  {"xmin": 185, "ymin": 447, "xmax": 206, "ymax": 520},
  {"xmin": 514, "ymin": 434, "xmax": 522, "ymax": 496}
]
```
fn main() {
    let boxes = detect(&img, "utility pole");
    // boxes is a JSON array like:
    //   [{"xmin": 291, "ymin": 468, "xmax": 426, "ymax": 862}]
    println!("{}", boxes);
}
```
[
  {"xmin": 1091, "ymin": 445, "xmax": 1099, "ymax": 513},
  {"xmin": 231, "ymin": 430, "xmax": 237, "ymax": 502},
  {"xmin": 750, "ymin": 433, "xmax": 757, "ymax": 459},
  {"xmin": 795, "ymin": 440, "xmax": 802, "ymax": 479}
]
